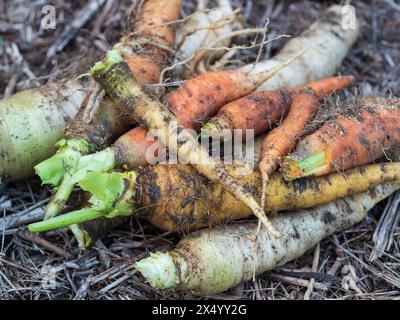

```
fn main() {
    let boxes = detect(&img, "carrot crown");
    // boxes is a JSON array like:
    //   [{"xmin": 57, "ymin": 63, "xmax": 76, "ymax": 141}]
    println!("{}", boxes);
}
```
[
  {"xmin": 34, "ymin": 138, "xmax": 89, "ymax": 186},
  {"xmin": 282, "ymin": 150, "xmax": 326, "ymax": 180},
  {"xmin": 28, "ymin": 171, "xmax": 136, "ymax": 233},
  {"xmin": 90, "ymin": 50, "xmax": 124, "ymax": 75}
]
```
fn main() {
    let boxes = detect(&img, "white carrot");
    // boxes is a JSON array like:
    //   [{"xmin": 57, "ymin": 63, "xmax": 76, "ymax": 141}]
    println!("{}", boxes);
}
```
[
  {"xmin": 245, "ymin": 5, "xmax": 360, "ymax": 92},
  {"xmin": 175, "ymin": 0, "xmax": 241, "ymax": 77},
  {"xmin": 0, "ymin": 78, "xmax": 90, "ymax": 182},
  {"xmin": 136, "ymin": 184, "xmax": 398, "ymax": 295}
]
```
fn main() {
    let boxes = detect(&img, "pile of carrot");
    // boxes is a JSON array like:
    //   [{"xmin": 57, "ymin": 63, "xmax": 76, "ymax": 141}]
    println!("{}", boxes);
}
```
[{"xmin": 5, "ymin": 1, "xmax": 400, "ymax": 297}]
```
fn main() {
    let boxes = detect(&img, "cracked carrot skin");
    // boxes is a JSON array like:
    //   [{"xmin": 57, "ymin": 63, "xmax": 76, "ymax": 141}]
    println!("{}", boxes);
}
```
[
  {"xmin": 282, "ymin": 97, "xmax": 400, "ymax": 180},
  {"xmin": 135, "ymin": 184, "xmax": 398, "ymax": 295},
  {"xmin": 258, "ymin": 76, "xmax": 355, "ymax": 180},
  {"xmin": 28, "ymin": 162, "xmax": 400, "ymax": 234}
]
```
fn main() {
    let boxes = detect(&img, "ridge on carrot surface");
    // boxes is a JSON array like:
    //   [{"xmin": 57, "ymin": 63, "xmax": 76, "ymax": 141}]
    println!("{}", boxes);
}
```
[{"xmin": 282, "ymin": 97, "xmax": 400, "ymax": 180}]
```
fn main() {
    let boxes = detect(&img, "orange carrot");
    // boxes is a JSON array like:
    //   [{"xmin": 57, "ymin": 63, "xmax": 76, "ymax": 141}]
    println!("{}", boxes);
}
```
[
  {"xmin": 95, "ymin": 58, "xmax": 302, "ymax": 170},
  {"xmin": 204, "ymin": 76, "xmax": 354, "ymax": 138},
  {"xmin": 165, "ymin": 68, "xmax": 291, "ymax": 130},
  {"xmin": 203, "ymin": 89, "xmax": 293, "ymax": 137},
  {"xmin": 258, "ymin": 76, "xmax": 354, "ymax": 206},
  {"xmin": 282, "ymin": 97, "xmax": 400, "ymax": 180},
  {"xmin": 113, "ymin": 126, "xmax": 165, "ymax": 168},
  {"xmin": 115, "ymin": 0, "xmax": 182, "ymax": 84}
]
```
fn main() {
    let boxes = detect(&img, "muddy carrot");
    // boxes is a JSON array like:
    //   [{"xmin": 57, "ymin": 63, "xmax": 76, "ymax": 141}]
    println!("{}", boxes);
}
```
[
  {"xmin": 282, "ymin": 97, "xmax": 400, "ymax": 180},
  {"xmin": 28, "ymin": 161, "xmax": 400, "ymax": 233}
]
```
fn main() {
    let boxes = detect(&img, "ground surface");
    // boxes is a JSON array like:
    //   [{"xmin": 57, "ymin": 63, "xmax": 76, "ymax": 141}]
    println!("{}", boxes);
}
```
[{"xmin": 1, "ymin": 0, "xmax": 400, "ymax": 300}]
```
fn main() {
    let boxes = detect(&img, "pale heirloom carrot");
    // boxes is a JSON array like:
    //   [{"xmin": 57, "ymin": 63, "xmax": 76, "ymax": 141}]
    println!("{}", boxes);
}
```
[
  {"xmin": 250, "ymin": 5, "xmax": 360, "ymax": 92},
  {"xmin": 175, "ymin": 0, "xmax": 240, "ymax": 77},
  {"xmin": 135, "ymin": 184, "xmax": 398, "ymax": 295},
  {"xmin": 203, "ymin": 76, "xmax": 354, "ymax": 138},
  {"xmin": 0, "ymin": 78, "xmax": 90, "ymax": 183},
  {"xmin": 282, "ymin": 97, "xmax": 400, "ymax": 180},
  {"xmin": 28, "ymin": 162, "xmax": 400, "ymax": 233},
  {"xmin": 258, "ymin": 76, "xmax": 354, "ymax": 207},
  {"xmin": 36, "ymin": 0, "xmax": 182, "ymax": 220}
]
